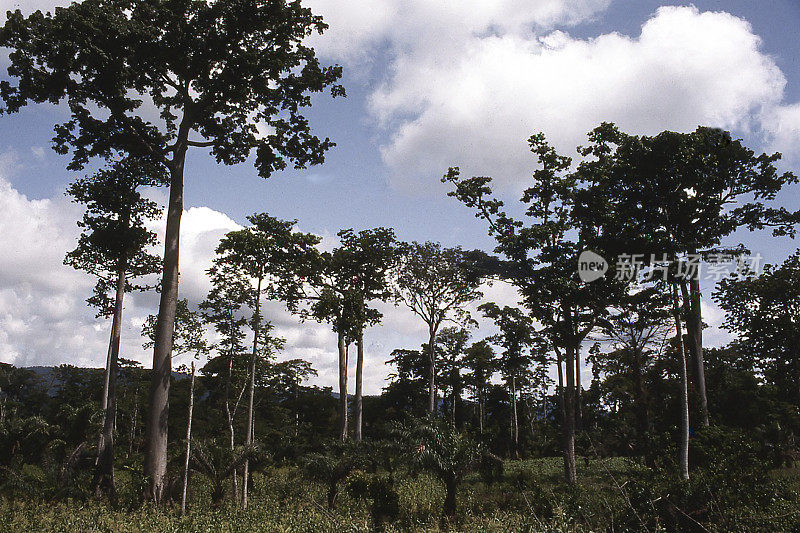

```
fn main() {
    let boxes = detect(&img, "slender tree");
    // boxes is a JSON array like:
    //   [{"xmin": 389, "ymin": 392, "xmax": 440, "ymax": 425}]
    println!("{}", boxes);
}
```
[
  {"xmin": 670, "ymin": 280, "xmax": 691, "ymax": 480},
  {"xmin": 181, "ymin": 361, "xmax": 196, "ymax": 517},
  {"xmin": 435, "ymin": 327, "xmax": 470, "ymax": 426},
  {"xmin": 65, "ymin": 157, "xmax": 163, "ymax": 499},
  {"xmin": 462, "ymin": 341, "xmax": 496, "ymax": 436},
  {"xmin": 479, "ymin": 303, "xmax": 538, "ymax": 458},
  {"xmin": 394, "ymin": 242, "xmax": 483, "ymax": 415},
  {"xmin": 200, "ymin": 262, "xmax": 252, "ymax": 500},
  {"xmin": 303, "ymin": 228, "xmax": 396, "ymax": 440},
  {"xmin": 0, "ymin": 1, "xmax": 344, "ymax": 501},
  {"xmin": 594, "ymin": 287, "xmax": 671, "ymax": 460},
  {"xmin": 334, "ymin": 229, "xmax": 397, "ymax": 441},
  {"xmin": 211, "ymin": 213, "xmax": 318, "ymax": 506}
]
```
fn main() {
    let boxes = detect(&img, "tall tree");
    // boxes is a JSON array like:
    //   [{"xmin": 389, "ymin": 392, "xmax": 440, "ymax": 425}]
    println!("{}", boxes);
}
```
[
  {"xmin": 445, "ymin": 134, "xmax": 617, "ymax": 483},
  {"xmin": 577, "ymin": 123, "xmax": 799, "ymax": 428},
  {"xmin": 479, "ymin": 303, "xmax": 537, "ymax": 458},
  {"xmin": 330, "ymin": 229, "xmax": 397, "ymax": 442},
  {"xmin": 64, "ymin": 157, "xmax": 162, "ymax": 499},
  {"xmin": 303, "ymin": 228, "xmax": 396, "ymax": 440},
  {"xmin": 143, "ymin": 299, "xmax": 210, "ymax": 514},
  {"xmin": 670, "ymin": 279, "xmax": 691, "ymax": 480},
  {"xmin": 1, "ymin": 0, "xmax": 344, "ymax": 501},
  {"xmin": 200, "ymin": 261, "xmax": 252, "ymax": 500},
  {"xmin": 394, "ymin": 242, "xmax": 483, "ymax": 415},
  {"xmin": 212, "ymin": 213, "xmax": 318, "ymax": 506},
  {"xmin": 462, "ymin": 341, "xmax": 496, "ymax": 436},
  {"xmin": 435, "ymin": 327, "xmax": 470, "ymax": 426}
]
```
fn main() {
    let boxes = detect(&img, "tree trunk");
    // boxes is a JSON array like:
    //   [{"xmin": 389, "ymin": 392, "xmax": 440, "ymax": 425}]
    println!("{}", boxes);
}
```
[
  {"xmin": 143, "ymin": 155, "xmax": 185, "ymax": 503},
  {"xmin": 338, "ymin": 330, "xmax": 348, "ymax": 440},
  {"xmin": 99, "ymin": 327, "xmax": 115, "ymax": 416},
  {"xmin": 354, "ymin": 328, "xmax": 364, "ymax": 442},
  {"xmin": 95, "ymin": 312, "xmax": 116, "ymax": 465},
  {"xmin": 221, "ymin": 311, "xmax": 240, "ymax": 503},
  {"xmin": 478, "ymin": 387, "xmax": 484, "ymax": 435},
  {"xmin": 631, "ymin": 346, "xmax": 651, "ymax": 462},
  {"xmin": 428, "ymin": 325, "xmax": 437, "ymax": 415},
  {"xmin": 575, "ymin": 346, "xmax": 583, "ymax": 432},
  {"xmin": 443, "ymin": 478, "xmax": 457, "ymax": 518},
  {"xmin": 672, "ymin": 283, "xmax": 690, "ymax": 480},
  {"xmin": 450, "ymin": 371, "xmax": 458, "ymax": 426},
  {"xmin": 181, "ymin": 362, "xmax": 195, "ymax": 516},
  {"xmin": 129, "ymin": 385, "xmax": 138, "ymax": 457},
  {"xmin": 294, "ymin": 371, "xmax": 300, "ymax": 438},
  {"xmin": 689, "ymin": 277, "xmax": 709, "ymax": 427},
  {"xmin": 242, "ymin": 277, "xmax": 262, "ymax": 509},
  {"xmin": 511, "ymin": 375, "xmax": 519, "ymax": 459},
  {"xmin": 563, "ymin": 344, "xmax": 577, "ymax": 484},
  {"xmin": 94, "ymin": 262, "xmax": 127, "ymax": 500}
]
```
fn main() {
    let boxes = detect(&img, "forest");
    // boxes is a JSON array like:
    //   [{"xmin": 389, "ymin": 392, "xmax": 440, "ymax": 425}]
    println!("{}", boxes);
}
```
[{"xmin": 1, "ymin": 1, "xmax": 800, "ymax": 532}]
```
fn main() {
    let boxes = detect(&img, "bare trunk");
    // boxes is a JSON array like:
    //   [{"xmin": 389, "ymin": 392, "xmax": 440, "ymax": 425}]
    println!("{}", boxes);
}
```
[
  {"xmin": 100, "ymin": 328, "xmax": 114, "ymax": 413},
  {"xmin": 129, "ymin": 385, "xmax": 138, "ymax": 457},
  {"xmin": 562, "ymin": 344, "xmax": 577, "ymax": 484},
  {"xmin": 478, "ymin": 387, "xmax": 484, "ymax": 435},
  {"xmin": 428, "ymin": 325, "xmax": 437, "ymax": 415},
  {"xmin": 575, "ymin": 346, "xmax": 583, "ymax": 432},
  {"xmin": 94, "ymin": 262, "xmax": 126, "ymax": 499},
  {"xmin": 294, "ymin": 371, "xmax": 300, "ymax": 438},
  {"xmin": 354, "ymin": 329, "xmax": 364, "ymax": 442},
  {"xmin": 632, "ymin": 346, "xmax": 651, "ymax": 462},
  {"xmin": 450, "ymin": 372, "xmax": 458, "ymax": 426},
  {"xmin": 689, "ymin": 277, "xmax": 709, "ymax": 427},
  {"xmin": 144, "ymin": 153, "xmax": 185, "ymax": 503},
  {"xmin": 511, "ymin": 375, "xmax": 519, "ymax": 459},
  {"xmin": 225, "ymin": 345, "xmax": 238, "ymax": 502},
  {"xmin": 338, "ymin": 330, "xmax": 348, "ymax": 440},
  {"xmin": 525, "ymin": 395, "xmax": 536, "ymax": 443},
  {"xmin": 181, "ymin": 362, "xmax": 196, "ymax": 516},
  {"xmin": 672, "ymin": 283, "xmax": 691, "ymax": 480},
  {"xmin": 95, "ymin": 311, "xmax": 116, "ymax": 465},
  {"xmin": 242, "ymin": 277, "xmax": 262, "ymax": 509}
]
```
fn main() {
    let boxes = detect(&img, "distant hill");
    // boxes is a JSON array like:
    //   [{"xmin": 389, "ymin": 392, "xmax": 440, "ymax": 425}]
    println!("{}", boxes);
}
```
[{"xmin": 21, "ymin": 365, "xmax": 189, "ymax": 396}]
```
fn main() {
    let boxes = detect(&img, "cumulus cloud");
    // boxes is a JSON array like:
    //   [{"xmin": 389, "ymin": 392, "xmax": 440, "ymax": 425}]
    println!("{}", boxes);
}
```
[
  {"xmin": 763, "ymin": 102, "xmax": 800, "ymax": 166},
  {"xmin": 307, "ymin": 0, "xmax": 610, "ymax": 64},
  {"xmin": 360, "ymin": 6, "xmax": 791, "ymax": 191},
  {"xmin": 0, "ymin": 154, "xmax": 95, "ymax": 366}
]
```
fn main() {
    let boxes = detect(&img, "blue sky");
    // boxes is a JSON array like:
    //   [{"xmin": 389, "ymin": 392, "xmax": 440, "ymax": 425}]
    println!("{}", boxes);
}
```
[{"xmin": 1, "ymin": 0, "xmax": 798, "ymax": 393}]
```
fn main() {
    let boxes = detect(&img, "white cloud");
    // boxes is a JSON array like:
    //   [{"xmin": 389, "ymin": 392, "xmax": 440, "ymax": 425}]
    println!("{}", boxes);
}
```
[
  {"xmin": 307, "ymin": 0, "xmax": 611, "ymax": 64},
  {"xmin": 363, "ymin": 6, "xmax": 789, "ymax": 191},
  {"xmin": 763, "ymin": 102, "xmax": 800, "ymax": 166},
  {"xmin": 0, "ymin": 156, "xmax": 95, "ymax": 366}
]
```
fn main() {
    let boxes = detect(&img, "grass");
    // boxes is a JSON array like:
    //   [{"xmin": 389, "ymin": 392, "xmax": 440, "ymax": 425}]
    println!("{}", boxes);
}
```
[{"xmin": 0, "ymin": 457, "xmax": 798, "ymax": 532}]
